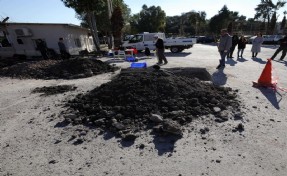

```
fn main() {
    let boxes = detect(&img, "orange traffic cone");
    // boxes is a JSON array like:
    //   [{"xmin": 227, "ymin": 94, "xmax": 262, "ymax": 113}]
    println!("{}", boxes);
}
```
[{"xmin": 253, "ymin": 59, "xmax": 277, "ymax": 87}]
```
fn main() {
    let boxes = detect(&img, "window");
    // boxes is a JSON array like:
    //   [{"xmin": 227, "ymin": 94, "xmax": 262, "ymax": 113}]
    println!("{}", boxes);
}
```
[
  {"xmin": 74, "ymin": 38, "xmax": 81, "ymax": 47},
  {"xmin": 17, "ymin": 39, "xmax": 24, "ymax": 44},
  {"xmin": 129, "ymin": 35, "xmax": 143, "ymax": 43},
  {"xmin": 0, "ymin": 30, "xmax": 12, "ymax": 47}
]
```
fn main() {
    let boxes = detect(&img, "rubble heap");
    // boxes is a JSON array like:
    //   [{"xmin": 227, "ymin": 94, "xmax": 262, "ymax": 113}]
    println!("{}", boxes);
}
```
[
  {"xmin": 0, "ymin": 58, "xmax": 118, "ymax": 79},
  {"xmin": 64, "ymin": 69, "xmax": 241, "ymax": 140}
]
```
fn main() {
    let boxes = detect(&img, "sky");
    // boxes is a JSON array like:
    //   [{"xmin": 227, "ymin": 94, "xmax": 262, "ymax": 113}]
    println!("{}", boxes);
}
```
[{"xmin": 0, "ymin": 0, "xmax": 286, "ymax": 25}]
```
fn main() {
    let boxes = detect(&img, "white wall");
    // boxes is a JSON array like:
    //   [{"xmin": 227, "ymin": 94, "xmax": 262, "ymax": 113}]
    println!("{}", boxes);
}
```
[{"xmin": 0, "ymin": 23, "xmax": 95, "ymax": 58}]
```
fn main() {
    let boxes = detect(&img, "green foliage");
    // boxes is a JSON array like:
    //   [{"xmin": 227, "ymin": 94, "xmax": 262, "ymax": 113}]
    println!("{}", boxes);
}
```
[
  {"xmin": 61, "ymin": 0, "xmax": 105, "ymax": 14},
  {"xmin": 130, "ymin": 5, "xmax": 166, "ymax": 33},
  {"xmin": 254, "ymin": 0, "xmax": 286, "ymax": 34}
]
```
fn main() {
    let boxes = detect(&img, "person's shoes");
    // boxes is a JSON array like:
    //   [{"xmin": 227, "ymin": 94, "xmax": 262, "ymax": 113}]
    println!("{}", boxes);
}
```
[
  {"xmin": 164, "ymin": 61, "xmax": 168, "ymax": 64},
  {"xmin": 156, "ymin": 62, "xmax": 163, "ymax": 65},
  {"xmin": 216, "ymin": 65, "xmax": 221, "ymax": 69},
  {"xmin": 279, "ymin": 58, "xmax": 284, "ymax": 60}
]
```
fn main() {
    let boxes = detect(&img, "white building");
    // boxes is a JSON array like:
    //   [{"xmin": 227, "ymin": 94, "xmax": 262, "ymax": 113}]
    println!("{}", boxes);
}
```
[{"xmin": 0, "ymin": 22, "xmax": 95, "ymax": 58}]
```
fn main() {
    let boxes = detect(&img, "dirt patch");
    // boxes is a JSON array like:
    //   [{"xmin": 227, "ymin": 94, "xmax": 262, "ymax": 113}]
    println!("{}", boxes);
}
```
[
  {"xmin": 63, "ymin": 68, "xmax": 241, "ymax": 141},
  {"xmin": 32, "ymin": 85, "xmax": 77, "ymax": 96},
  {"xmin": 0, "ymin": 58, "xmax": 118, "ymax": 79}
]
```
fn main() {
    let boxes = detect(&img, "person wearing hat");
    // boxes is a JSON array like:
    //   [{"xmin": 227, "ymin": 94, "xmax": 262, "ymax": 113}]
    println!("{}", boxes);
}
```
[{"xmin": 154, "ymin": 35, "xmax": 168, "ymax": 65}]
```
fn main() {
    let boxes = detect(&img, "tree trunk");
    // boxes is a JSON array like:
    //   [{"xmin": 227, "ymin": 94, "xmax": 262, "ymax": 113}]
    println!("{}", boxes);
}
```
[
  {"xmin": 107, "ymin": 0, "xmax": 114, "ymax": 49},
  {"xmin": 87, "ymin": 11, "xmax": 101, "ymax": 51}
]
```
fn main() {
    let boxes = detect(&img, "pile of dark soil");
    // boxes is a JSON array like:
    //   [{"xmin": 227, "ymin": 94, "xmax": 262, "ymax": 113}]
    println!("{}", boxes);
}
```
[
  {"xmin": 32, "ymin": 85, "xmax": 77, "ymax": 96},
  {"xmin": 64, "ymin": 68, "xmax": 241, "ymax": 140},
  {"xmin": 0, "ymin": 58, "xmax": 118, "ymax": 79},
  {"xmin": 0, "ymin": 57, "xmax": 33, "ymax": 69}
]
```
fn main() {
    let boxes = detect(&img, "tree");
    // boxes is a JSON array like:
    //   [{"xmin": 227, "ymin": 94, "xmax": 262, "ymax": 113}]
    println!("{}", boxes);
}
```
[
  {"xmin": 165, "ymin": 11, "xmax": 207, "ymax": 37},
  {"xmin": 130, "ymin": 5, "xmax": 166, "ymax": 33},
  {"xmin": 165, "ymin": 16, "xmax": 181, "ymax": 35},
  {"xmin": 111, "ymin": 5, "xmax": 124, "ymax": 47},
  {"xmin": 61, "ymin": 0, "xmax": 105, "ymax": 51},
  {"xmin": 254, "ymin": 0, "xmax": 286, "ymax": 34},
  {"xmin": 280, "ymin": 11, "xmax": 286, "ymax": 31},
  {"xmin": 269, "ymin": 12, "xmax": 277, "ymax": 34},
  {"xmin": 209, "ymin": 5, "xmax": 239, "ymax": 34}
]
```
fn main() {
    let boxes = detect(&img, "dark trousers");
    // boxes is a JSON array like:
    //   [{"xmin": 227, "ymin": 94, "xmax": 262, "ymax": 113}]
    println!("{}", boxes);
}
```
[
  {"xmin": 40, "ymin": 50, "xmax": 49, "ymax": 59},
  {"xmin": 219, "ymin": 50, "xmax": 228, "ymax": 66},
  {"xmin": 60, "ymin": 50, "xmax": 71, "ymax": 59},
  {"xmin": 271, "ymin": 46, "xmax": 287, "ymax": 60},
  {"xmin": 228, "ymin": 45, "xmax": 236, "ymax": 57},
  {"xmin": 237, "ymin": 49, "xmax": 245, "ymax": 57},
  {"xmin": 156, "ymin": 48, "xmax": 167, "ymax": 63}
]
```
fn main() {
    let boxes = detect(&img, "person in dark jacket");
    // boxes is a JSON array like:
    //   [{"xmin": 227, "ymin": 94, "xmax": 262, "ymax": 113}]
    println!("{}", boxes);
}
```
[
  {"xmin": 58, "ymin": 37, "xmax": 71, "ymax": 59},
  {"xmin": 217, "ymin": 29, "xmax": 232, "ymax": 69},
  {"xmin": 270, "ymin": 35, "xmax": 287, "ymax": 61},
  {"xmin": 37, "ymin": 39, "xmax": 48, "ymax": 59},
  {"xmin": 228, "ymin": 33, "xmax": 239, "ymax": 58},
  {"xmin": 154, "ymin": 35, "xmax": 168, "ymax": 65},
  {"xmin": 237, "ymin": 35, "xmax": 247, "ymax": 58}
]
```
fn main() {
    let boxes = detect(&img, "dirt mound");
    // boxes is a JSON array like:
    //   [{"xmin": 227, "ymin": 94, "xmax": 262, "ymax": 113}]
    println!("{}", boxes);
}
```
[
  {"xmin": 0, "ymin": 57, "xmax": 33, "ymax": 69},
  {"xmin": 0, "ymin": 58, "xmax": 118, "ymax": 79},
  {"xmin": 64, "ymin": 68, "xmax": 241, "ymax": 140}
]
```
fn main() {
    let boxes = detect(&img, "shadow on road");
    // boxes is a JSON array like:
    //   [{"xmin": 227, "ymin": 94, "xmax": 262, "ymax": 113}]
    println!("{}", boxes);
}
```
[
  {"xmin": 226, "ymin": 58, "xmax": 238, "ymax": 66},
  {"xmin": 253, "ymin": 86, "xmax": 282, "ymax": 109},
  {"xmin": 236, "ymin": 57, "xmax": 249, "ymax": 62},
  {"xmin": 164, "ymin": 52, "xmax": 192, "ymax": 57},
  {"xmin": 212, "ymin": 69, "xmax": 227, "ymax": 86},
  {"xmin": 152, "ymin": 135, "xmax": 181, "ymax": 156},
  {"xmin": 251, "ymin": 57, "xmax": 267, "ymax": 64}
]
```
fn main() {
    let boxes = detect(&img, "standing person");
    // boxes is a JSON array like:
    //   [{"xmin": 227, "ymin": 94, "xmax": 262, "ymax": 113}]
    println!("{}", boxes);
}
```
[
  {"xmin": 251, "ymin": 33, "xmax": 263, "ymax": 58},
  {"xmin": 58, "ymin": 37, "xmax": 71, "ymax": 59},
  {"xmin": 217, "ymin": 29, "xmax": 232, "ymax": 69},
  {"xmin": 154, "ymin": 35, "xmax": 168, "ymax": 65},
  {"xmin": 237, "ymin": 35, "xmax": 247, "ymax": 58},
  {"xmin": 228, "ymin": 33, "xmax": 239, "ymax": 58},
  {"xmin": 37, "ymin": 39, "xmax": 48, "ymax": 59},
  {"xmin": 270, "ymin": 35, "xmax": 287, "ymax": 61}
]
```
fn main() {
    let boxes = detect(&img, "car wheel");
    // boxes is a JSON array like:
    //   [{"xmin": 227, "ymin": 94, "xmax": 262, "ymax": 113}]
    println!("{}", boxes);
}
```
[{"xmin": 170, "ymin": 47, "xmax": 180, "ymax": 53}]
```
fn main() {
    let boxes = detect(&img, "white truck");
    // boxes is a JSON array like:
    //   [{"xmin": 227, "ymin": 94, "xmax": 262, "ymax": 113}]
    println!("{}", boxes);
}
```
[{"xmin": 122, "ymin": 32, "xmax": 195, "ymax": 53}]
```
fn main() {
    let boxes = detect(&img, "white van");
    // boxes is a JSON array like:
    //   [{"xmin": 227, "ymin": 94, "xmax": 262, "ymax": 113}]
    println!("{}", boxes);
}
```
[{"xmin": 122, "ymin": 32, "xmax": 194, "ymax": 53}]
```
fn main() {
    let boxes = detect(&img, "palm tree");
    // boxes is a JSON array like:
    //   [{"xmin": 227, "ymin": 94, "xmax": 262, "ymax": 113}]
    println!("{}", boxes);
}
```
[
  {"xmin": 280, "ymin": 11, "xmax": 286, "ymax": 32},
  {"xmin": 254, "ymin": 0, "xmax": 286, "ymax": 34}
]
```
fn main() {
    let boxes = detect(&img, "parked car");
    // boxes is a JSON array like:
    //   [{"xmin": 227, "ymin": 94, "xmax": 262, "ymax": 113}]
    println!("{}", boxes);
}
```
[
  {"xmin": 263, "ymin": 35, "xmax": 284, "ymax": 44},
  {"xmin": 196, "ymin": 36, "xmax": 215, "ymax": 43},
  {"xmin": 248, "ymin": 35, "xmax": 284, "ymax": 44}
]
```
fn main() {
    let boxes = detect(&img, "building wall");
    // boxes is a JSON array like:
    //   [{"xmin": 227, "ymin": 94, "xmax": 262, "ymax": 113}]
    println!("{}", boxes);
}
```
[{"xmin": 0, "ymin": 23, "xmax": 95, "ymax": 58}]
